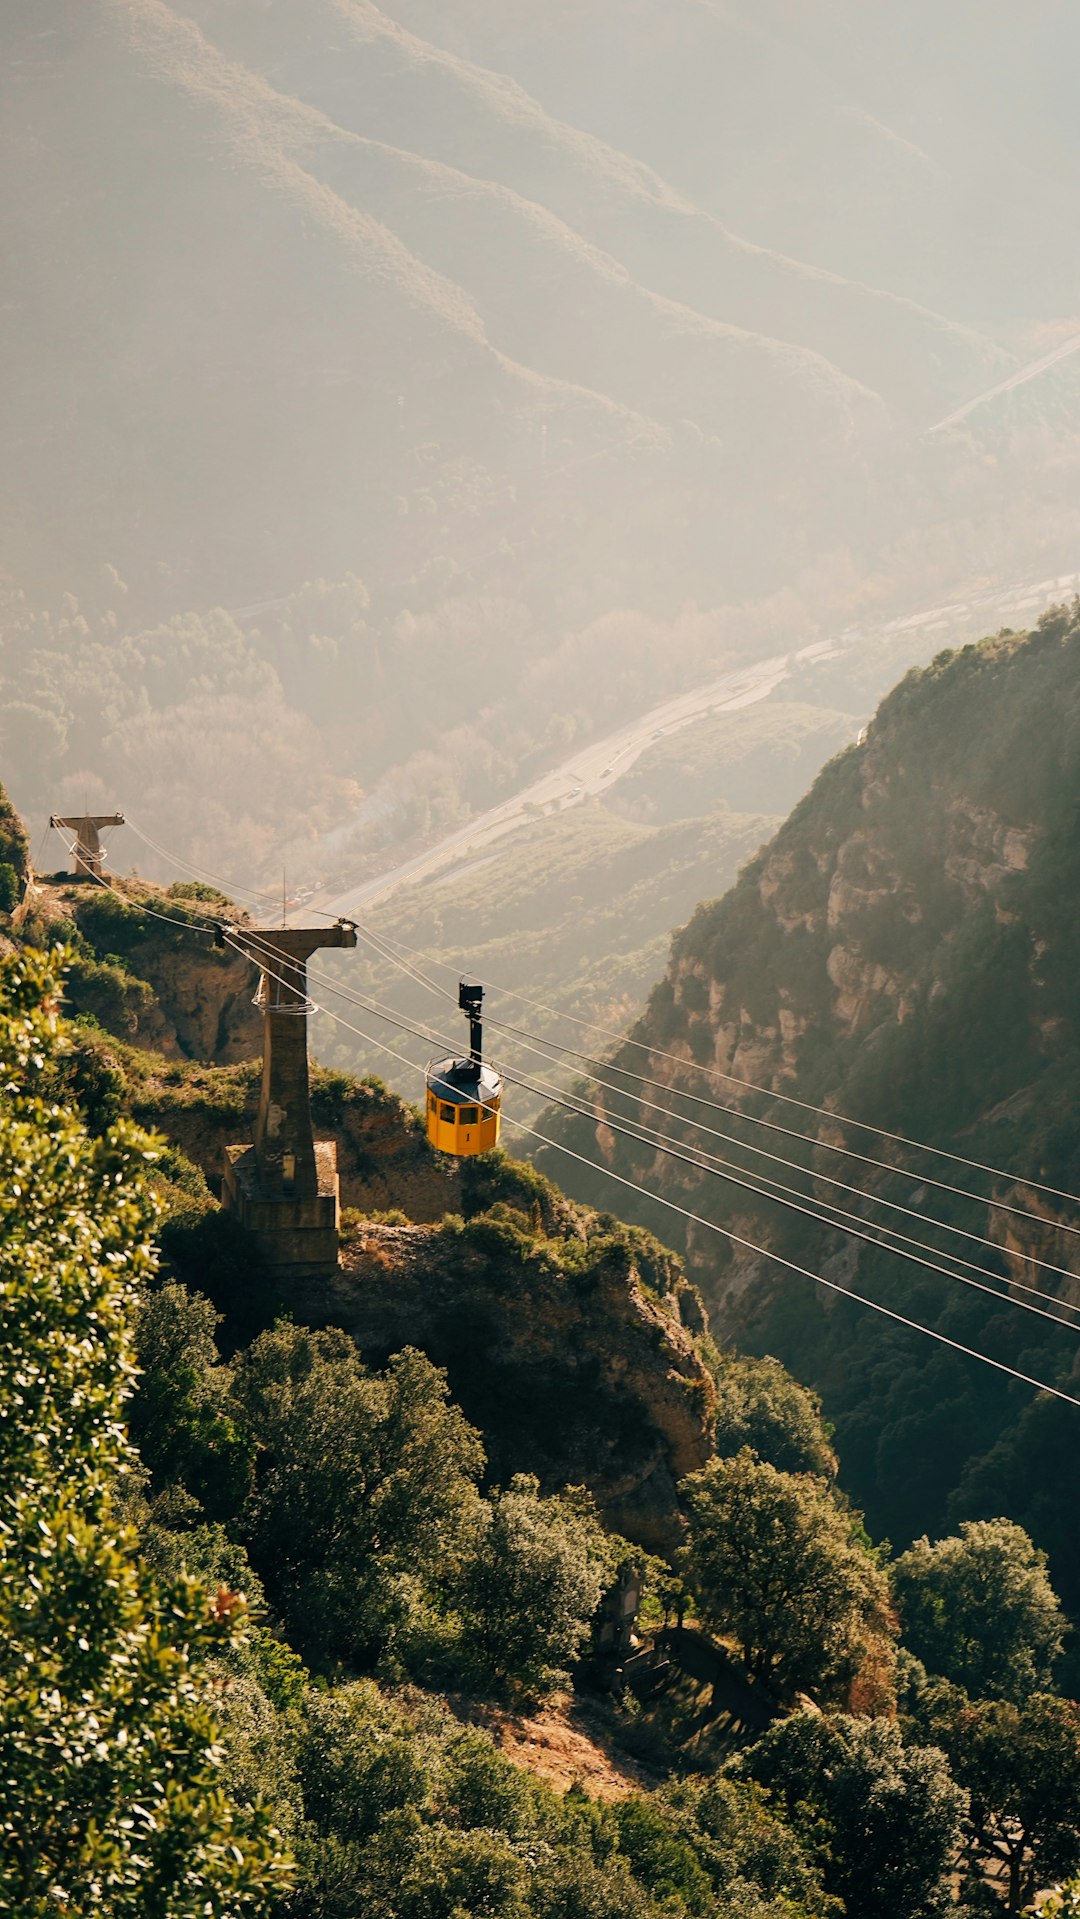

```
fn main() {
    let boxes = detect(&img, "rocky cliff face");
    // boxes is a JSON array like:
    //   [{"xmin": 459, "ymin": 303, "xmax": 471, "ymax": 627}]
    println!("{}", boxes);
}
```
[
  {"xmin": 288, "ymin": 1213, "xmax": 713, "ymax": 1553},
  {"xmin": 143, "ymin": 1056, "xmax": 714, "ymax": 1550},
  {"xmin": 0, "ymin": 814, "xmax": 720, "ymax": 1560},
  {"xmin": 538, "ymin": 606, "xmax": 1080, "ymax": 1577},
  {"xmin": 22, "ymin": 875, "xmax": 262, "ymax": 1063}
]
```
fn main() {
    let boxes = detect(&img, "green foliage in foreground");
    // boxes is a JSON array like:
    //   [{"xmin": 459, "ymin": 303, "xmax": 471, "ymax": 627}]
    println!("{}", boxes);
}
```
[
  {"xmin": 129, "ymin": 1280, "xmax": 620, "ymax": 1704},
  {"xmin": 20, "ymin": 931, "xmax": 1080, "ymax": 1917},
  {"xmin": 910, "ymin": 1680, "xmax": 1080, "ymax": 1915},
  {"xmin": 0, "ymin": 946, "xmax": 288, "ymax": 1913},
  {"xmin": 709, "ymin": 1351, "xmax": 837, "ymax": 1480},
  {"xmin": 1038, "ymin": 1882, "xmax": 1080, "ymax": 1917},
  {"xmin": 734, "ymin": 1711, "xmax": 967, "ymax": 1919},
  {"xmin": 233, "ymin": 1324, "xmax": 485, "ymax": 1673},
  {"xmin": 225, "ymin": 1678, "xmax": 832, "ymax": 1919},
  {"xmin": 0, "ymin": 778, "xmax": 28, "ymax": 905},
  {"xmin": 459, "ymin": 1475, "xmax": 610, "ymax": 1698}
]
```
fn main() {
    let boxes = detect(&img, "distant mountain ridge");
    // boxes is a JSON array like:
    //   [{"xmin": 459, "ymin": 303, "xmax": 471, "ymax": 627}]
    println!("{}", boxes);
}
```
[
  {"xmin": 2, "ymin": 0, "xmax": 1046, "ymax": 615},
  {"xmin": 7, "ymin": 0, "xmax": 1080, "ymax": 936}
]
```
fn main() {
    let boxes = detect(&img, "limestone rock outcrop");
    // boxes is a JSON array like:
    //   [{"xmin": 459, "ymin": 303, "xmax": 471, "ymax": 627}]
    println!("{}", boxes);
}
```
[{"xmin": 288, "ymin": 1217, "xmax": 714, "ymax": 1553}]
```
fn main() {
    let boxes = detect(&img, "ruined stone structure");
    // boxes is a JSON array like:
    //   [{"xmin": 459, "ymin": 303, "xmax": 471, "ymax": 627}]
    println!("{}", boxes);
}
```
[
  {"xmin": 221, "ymin": 921, "xmax": 358, "ymax": 1274},
  {"xmin": 50, "ymin": 813, "xmax": 125, "ymax": 878}
]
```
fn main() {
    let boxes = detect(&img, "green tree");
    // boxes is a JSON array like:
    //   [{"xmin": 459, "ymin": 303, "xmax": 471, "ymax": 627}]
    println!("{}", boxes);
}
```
[
  {"xmin": 680, "ymin": 1449, "xmax": 896, "ymax": 1702},
  {"xmin": 232, "ymin": 1324, "xmax": 484, "ymax": 1665},
  {"xmin": 459, "ymin": 1475, "xmax": 609, "ymax": 1699},
  {"xmin": 0, "ymin": 779, "xmax": 29, "ymax": 902},
  {"xmin": 0, "ymin": 945, "xmax": 288, "ymax": 1913},
  {"xmin": 711, "ymin": 1353, "xmax": 837, "ymax": 1478},
  {"xmin": 130, "ymin": 1279, "xmax": 253, "ymax": 1519},
  {"xmin": 919, "ymin": 1689, "xmax": 1080, "ymax": 1914},
  {"xmin": 657, "ymin": 1775, "xmax": 832, "ymax": 1915},
  {"xmin": 734, "ymin": 1710, "xmax": 967, "ymax": 1919},
  {"xmin": 892, "ymin": 1519, "xmax": 1065, "ymax": 1703}
]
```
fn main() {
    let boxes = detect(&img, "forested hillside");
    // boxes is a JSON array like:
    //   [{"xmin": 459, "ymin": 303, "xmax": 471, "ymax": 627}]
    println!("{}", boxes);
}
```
[
  {"xmin": 539, "ymin": 607, "xmax": 1080, "ymax": 1633},
  {"xmin": 5, "ymin": 1, "xmax": 1080, "ymax": 897},
  {"xmin": 8, "ymin": 807, "xmax": 1080, "ymax": 1914}
]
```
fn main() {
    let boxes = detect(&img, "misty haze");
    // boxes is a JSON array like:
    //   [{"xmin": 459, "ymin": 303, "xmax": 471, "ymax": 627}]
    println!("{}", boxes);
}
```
[{"xmin": 7, "ymin": 7, "xmax": 1080, "ymax": 1916}]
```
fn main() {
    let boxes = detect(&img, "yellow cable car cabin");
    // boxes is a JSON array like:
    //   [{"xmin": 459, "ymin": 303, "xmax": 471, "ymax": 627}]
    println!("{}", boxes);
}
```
[{"xmin": 425, "ymin": 982, "xmax": 502, "ymax": 1157}]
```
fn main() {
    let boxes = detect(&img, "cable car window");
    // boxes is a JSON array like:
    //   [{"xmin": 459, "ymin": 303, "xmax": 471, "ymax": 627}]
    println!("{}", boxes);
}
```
[
  {"xmin": 440, "ymin": 1104, "xmax": 456, "ymax": 1123},
  {"xmin": 459, "ymin": 1106, "xmax": 479, "ymax": 1125}
]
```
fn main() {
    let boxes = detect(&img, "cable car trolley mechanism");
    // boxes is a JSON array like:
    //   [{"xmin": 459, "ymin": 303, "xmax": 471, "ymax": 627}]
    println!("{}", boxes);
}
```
[{"xmin": 425, "ymin": 981, "xmax": 501, "ymax": 1156}]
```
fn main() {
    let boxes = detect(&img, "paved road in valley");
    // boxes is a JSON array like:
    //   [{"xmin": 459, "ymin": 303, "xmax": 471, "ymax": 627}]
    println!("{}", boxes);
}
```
[
  {"xmin": 305, "ymin": 565, "xmax": 1080, "ymax": 926},
  {"xmin": 315, "ymin": 647, "xmax": 797, "ymax": 920}
]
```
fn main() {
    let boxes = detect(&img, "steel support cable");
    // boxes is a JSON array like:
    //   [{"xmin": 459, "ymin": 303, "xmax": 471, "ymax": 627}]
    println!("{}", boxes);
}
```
[
  {"xmin": 501, "ymin": 1115, "xmax": 1080, "ymax": 1411},
  {"xmin": 271, "ymin": 979, "xmax": 1080, "ymax": 1414},
  {"xmin": 349, "ymin": 918, "xmax": 451, "ymax": 1002},
  {"xmin": 123, "ymin": 818, "xmax": 280, "ymax": 911},
  {"xmin": 48, "ymin": 837, "xmax": 218, "ymax": 941},
  {"xmin": 481, "ymin": 1010, "xmax": 1080, "ymax": 1243},
  {"xmin": 122, "ymin": 821, "xmax": 1080, "ymax": 1215},
  {"xmin": 225, "ymin": 928, "xmax": 1080, "ymax": 1337},
  {"xmin": 459, "ymin": 1015, "xmax": 1080, "ymax": 1299},
  {"xmin": 348, "ymin": 919, "xmax": 1080, "ymax": 1268},
  {"xmin": 237, "ymin": 925, "xmax": 1080, "ymax": 1305},
  {"xmin": 50, "ymin": 875, "xmax": 1077, "ymax": 1386},
  {"xmin": 499, "ymin": 1059, "xmax": 1080, "ymax": 1336},
  {"xmin": 317, "ymin": 933, "xmax": 1080, "ymax": 1303},
  {"xmin": 366, "ymin": 920, "xmax": 1080, "ymax": 1212}
]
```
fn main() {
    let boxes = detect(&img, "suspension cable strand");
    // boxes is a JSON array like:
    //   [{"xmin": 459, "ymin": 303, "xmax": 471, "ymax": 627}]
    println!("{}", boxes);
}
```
[
  {"xmin": 503, "ymin": 1114, "xmax": 1080, "ymax": 1409},
  {"xmin": 48, "ymin": 866, "xmax": 1080, "ymax": 1359},
  {"xmin": 496, "ymin": 1045, "xmax": 1080, "ymax": 1314},
  {"xmin": 320, "ymin": 920, "xmax": 1080, "ymax": 1275},
  {"xmin": 481, "ymin": 1010, "xmax": 1080, "ymax": 1240},
  {"xmin": 365, "ymin": 920, "xmax": 1080, "ymax": 1212},
  {"xmin": 123, "ymin": 818, "xmax": 280, "ymax": 910},
  {"xmin": 350, "ymin": 919, "xmax": 451, "ymax": 1001},
  {"xmin": 223, "ymin": 930, "xmax": 458, "ymax": 1057},
  {"xmin": 497, "ymin": 1060, "xmax": 1080, "ymax": 1336},
  {"xmin": 227, "ymin": 928, "xmax": 1080, "ymax": 1338},
  {"xmin": 50, "ymin": 835, "xmax": 218, "ymax": 940},
  {"xmin": 314, "ymin": 942, "xmax": 1080, "ymax": 1305},
  {"xmin": 121, "ymin": 822, "xmax": 1080, "ymax": 1214},
  {"xmin": 233, "ymin": 924, "xmax": 1080, "ymax": 1307},
  {"xmin": 281, "ymin": 983, "xmax": 1080, "ymax": 1413},
  {"xmin": 469, "ymin": 1015, "xmax": 1080, "ymax": 1297}
]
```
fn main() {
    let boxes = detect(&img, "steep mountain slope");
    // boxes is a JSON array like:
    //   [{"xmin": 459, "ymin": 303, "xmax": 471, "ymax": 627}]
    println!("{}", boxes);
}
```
[
  {"xmin": 171, "ymin": 0, "xmax": 998, "ymax": 411},
  {"xmin": 1, "ymin": 0, "xmax": 642, "ymax": 603},
  {"xmin": 382, "ymin": 0, "xmax": 1080, "ymax": 323},
  {"xmin": 8, "ymin": 1, "xmax": 1080, "ymax": 976},
  {"xmin": 538, "ymin": 606, "xmax": 1080, "ymax": 1598},
  {"xmin": 4, "ymin": 0, "xmax": 1041, "ymax": 621}
]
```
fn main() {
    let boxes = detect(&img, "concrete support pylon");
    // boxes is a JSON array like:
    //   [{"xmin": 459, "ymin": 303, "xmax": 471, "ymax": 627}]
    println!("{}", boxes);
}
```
[
  {"xmin": 219, "ymin": 921, "xmax": 358, "ymax": 1275},
  {"xmin": 50, "ymin": 814, "xmax": 125, "ymax": 878}
]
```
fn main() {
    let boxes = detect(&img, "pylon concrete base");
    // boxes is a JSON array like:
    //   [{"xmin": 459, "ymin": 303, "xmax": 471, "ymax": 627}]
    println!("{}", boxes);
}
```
[{"xmin": 223, "ymin": 1139, "xmax": 342, "ymax": 1276}]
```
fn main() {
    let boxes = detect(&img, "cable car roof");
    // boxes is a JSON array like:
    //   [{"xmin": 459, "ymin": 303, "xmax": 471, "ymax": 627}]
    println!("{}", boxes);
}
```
[{"xmin": 425, "ymin": 1055, "xmax": 501, "ymax": 1103}]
